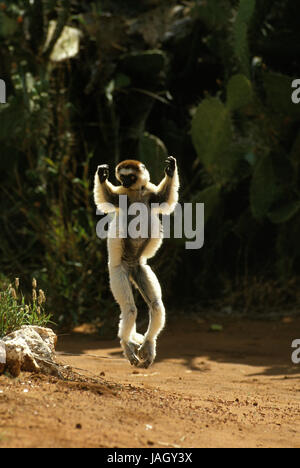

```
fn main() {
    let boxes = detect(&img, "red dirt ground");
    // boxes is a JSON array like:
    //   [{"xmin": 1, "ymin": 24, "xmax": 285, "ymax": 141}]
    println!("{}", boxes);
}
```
[{"xmin": 0, "ymin": 316, "xmax": 300, "ymax": 448}]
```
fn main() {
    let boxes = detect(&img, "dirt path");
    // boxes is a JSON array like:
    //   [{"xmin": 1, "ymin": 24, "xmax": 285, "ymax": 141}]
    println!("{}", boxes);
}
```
[{"xmin": 0, "ymin": 316, "xmax": 300, "ymax": 448}]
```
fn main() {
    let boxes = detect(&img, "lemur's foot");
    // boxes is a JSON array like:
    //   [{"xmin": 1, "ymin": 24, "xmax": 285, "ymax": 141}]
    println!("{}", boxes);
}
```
[
  {"xmin": 122, "ymin": 341, "xmax": 140, "ymax": 367},
  {"xmin": 137, "ymin": 340, "xmax": 156, "ymax": 369},
  {"xmin": 97, "ymin": 164, "xmax": 109, "ymax": 183}
]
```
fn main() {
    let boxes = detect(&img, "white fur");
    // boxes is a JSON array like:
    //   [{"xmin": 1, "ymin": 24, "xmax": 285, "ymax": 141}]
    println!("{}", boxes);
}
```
[
  {"xmin": 94, "ymin": 173, "xmax": 120, "ymax": 213},
  {"xmin": 153, "ymin": 170, "xmax": 180, "ymax": 215},
  {"xmin": 118, "ymin": 168, "xmax": 135, "ymax": 176}
]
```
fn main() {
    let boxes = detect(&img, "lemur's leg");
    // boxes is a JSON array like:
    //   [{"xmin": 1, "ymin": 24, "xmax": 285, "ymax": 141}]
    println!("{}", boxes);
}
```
[
  {"xmin": 130, "ymin": 264, "xmax": 165, "ymax": 368},
  {"xmin": 109, "ymin": 264, "xmax": 140, "ymax": 366}
]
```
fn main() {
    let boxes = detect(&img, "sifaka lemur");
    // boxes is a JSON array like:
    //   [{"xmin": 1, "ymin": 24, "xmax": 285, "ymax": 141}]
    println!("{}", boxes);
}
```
[{"xmin": 94, "ymin": 156, "xmax": 179, "ymax": 368}]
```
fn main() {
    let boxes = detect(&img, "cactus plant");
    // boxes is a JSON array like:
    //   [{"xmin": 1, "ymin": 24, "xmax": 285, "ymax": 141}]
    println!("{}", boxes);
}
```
[
  {"xmin": 138, "ymin": 132, "xmax": 167, "ymax": 184},
  {"xmin": 263, "ymin": 71, "xmax": 300, "ymax": 119},
  {"xmin": 268, "ymin": 200, "xmax": 300, "ymax": 224},
  {"xmin": 233, "ymin": 0, "xmax": 256, "ymax": 77},
  {"xmin": 192, "ymin": 185, "xmax": 221, "ymax": 223},
  {"xmin": 250, "ymin": 154, "xmax": 279, "ymax": 220},
  {"xmin": 193, "ymin": 0, "xmax": 232, "ymax": 29},
  {"xmin": 227, "ymin": 74, "xmax": 253, "ymax": 111},
  {"xmin": 191, "ymin": 97, "xmax": 241, "ymax": 185}
]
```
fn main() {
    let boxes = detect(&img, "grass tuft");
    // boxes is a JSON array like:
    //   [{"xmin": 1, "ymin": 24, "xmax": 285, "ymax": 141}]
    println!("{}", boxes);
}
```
[{"xmin": 0, "ymin": 278, "xmax": 52, "ymax": 338}]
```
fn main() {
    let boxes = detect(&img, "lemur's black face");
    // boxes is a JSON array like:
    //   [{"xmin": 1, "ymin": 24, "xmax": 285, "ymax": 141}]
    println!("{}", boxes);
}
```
[
  {"xmin": 120, "ymin": 173, "xmax": 138, "ymax": 188},
  {"xmin": 116, "ymin": 160, "xmax": 149, "ymax": 189}
]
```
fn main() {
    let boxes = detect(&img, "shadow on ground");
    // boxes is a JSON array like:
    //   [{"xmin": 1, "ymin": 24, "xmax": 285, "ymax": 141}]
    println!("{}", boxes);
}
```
[{"xmin": 56, "ymin": 315, "xmax": 300, "ymax": 378}]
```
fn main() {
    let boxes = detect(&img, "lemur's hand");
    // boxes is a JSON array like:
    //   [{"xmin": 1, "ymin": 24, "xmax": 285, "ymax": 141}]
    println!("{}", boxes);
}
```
[
  {"xmin": 97, "ymin": 164, "xmax": 109, "ymax": 183},
  {"xmin": 165, "ymin": 156, "xmax": 176, "ymax": 177}
]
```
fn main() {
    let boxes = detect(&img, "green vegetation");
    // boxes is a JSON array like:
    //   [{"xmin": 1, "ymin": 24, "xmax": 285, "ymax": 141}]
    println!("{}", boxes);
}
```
[
  {"xmin": 0, "ymin": 278, "xmax": 51, "ymax": 338},
  {"xmin": 0, "ymin": 0, "xmax": 300, "ymax": 327}
]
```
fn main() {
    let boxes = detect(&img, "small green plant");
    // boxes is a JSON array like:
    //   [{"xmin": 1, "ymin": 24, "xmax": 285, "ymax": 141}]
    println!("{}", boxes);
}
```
[{"xmin": 0, "ymin": 278, "xmax": 52, "ymax": 338}]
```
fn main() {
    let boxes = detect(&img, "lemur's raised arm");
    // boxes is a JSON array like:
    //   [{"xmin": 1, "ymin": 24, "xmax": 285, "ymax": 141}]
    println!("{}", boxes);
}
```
[
  {"xmin": 149, "ymin": 156, "xmax": 179, "ymax": 214},
  {"xmin": 94, "ymin": 164, "xmax": 120, "ymax": 212}
]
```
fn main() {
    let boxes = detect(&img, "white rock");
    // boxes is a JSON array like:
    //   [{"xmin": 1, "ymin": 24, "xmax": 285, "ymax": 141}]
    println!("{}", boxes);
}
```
[{"xmin": 2, "ymin": 326, "xmax": 58, "ymax": 376}]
